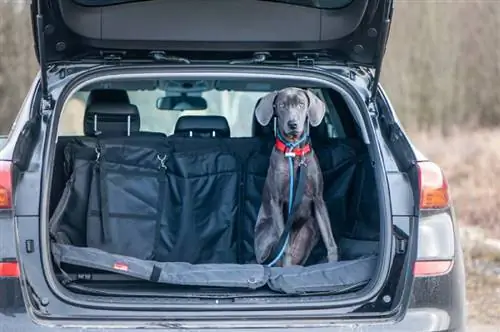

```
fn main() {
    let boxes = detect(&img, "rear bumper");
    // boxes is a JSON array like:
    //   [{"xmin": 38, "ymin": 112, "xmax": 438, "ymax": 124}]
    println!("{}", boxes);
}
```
[
  {"xmin": 0, "ymin": 265, "xmax": 466, "ymax": 332},
  {"xmin": 0, "ymin": 308, "xmax": 464, "ymax": 331},
  {"xmin": 1, "ymin": 242, "xmax": 466, "ymax": 331}
]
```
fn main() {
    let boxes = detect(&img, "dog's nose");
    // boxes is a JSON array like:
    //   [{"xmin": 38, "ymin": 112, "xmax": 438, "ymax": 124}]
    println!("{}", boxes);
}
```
[{"xmin": 288, "ymin": 121, "xmax": 297, "ymax": 130}]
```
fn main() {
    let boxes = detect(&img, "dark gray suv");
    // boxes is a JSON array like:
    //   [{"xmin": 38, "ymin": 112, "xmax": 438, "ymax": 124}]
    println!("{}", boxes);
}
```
[{"xmin": 0, "ymin": 0, "xmax": 466, "ymax": 331}]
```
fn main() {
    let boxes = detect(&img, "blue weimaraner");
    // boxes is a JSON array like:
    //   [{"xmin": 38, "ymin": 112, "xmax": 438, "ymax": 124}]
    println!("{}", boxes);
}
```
[{"xmin": 254, "ymin": 87, "xmax": 339, "ymax": 267}]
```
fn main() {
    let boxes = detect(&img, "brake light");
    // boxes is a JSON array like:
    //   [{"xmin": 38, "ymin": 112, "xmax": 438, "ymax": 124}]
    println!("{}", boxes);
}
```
[
  {"xmin": 414, "ymin": 161, "xmax": 454, "ymax": 277},
  {"xmin": 413, "ymin": 260, "xmax": 453, "ymax": 276},
  {"xmin": 0, "ymin": 262, "xmax": 19, "ymax": 277},
  {"xmin": 0, "ymin": 161, "xmax": 12, "ymax": 210}
]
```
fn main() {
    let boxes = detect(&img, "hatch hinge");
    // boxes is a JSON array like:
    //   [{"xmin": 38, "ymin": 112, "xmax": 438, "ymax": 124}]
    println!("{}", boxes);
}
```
[
  {"xmin": 229, "ymin": 52, "xmax": 271, "ymax": 65},
  {"xmin": 294, "ymin": 52, "xmax": 319, "ymax": 67},
  {"xmin": 36, "ymin": 1, "xmax": 54, "ymax": 112},
  {"xmin": 368, "ymin": 0, "xmax": 395, "ymax": 104}
]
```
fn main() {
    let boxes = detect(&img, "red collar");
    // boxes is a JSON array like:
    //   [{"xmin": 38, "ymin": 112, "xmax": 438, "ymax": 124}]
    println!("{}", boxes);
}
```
[{"xmin": 275, "ymin": 138, "xmax": 311, "ymax": 157}]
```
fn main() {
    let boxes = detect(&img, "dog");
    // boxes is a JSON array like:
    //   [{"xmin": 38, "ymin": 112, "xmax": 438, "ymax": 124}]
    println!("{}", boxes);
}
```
[{"xmin": 254, "ymin": 87, "xmax": 339, "ymax": 267}]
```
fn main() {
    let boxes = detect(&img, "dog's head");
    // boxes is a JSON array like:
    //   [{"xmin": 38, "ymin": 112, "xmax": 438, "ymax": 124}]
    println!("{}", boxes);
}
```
[{"xmin": 254, "ymin": 88, "xmax": 326, "ymax": 141}]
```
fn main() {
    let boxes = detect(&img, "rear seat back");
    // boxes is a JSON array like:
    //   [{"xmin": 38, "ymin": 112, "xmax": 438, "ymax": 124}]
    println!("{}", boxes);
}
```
[
  {"xmin": 83, "ymin": 114, "xmax": 243, "ymax": 263},
  {"xmin": 53, "ymin": 89, "xmax": 166, "ymax": 205},
  {"xmin": 51, "ymin": 90, "xmax": 134, "ymax": 224},
  {"xmin": 51, "ymin": 89, "xmax": 158, "ymax": 246}
]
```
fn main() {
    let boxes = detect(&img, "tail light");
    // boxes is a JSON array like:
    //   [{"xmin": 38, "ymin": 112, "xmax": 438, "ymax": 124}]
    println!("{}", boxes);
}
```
[
  {"xmin": 0, "ymin": 161, "xmax": 12, "ymax": 211},
  {"xmin": 0, "ymin": 262, "xmax": 19, "ymax": 278},
  {"xmin": 0, "ymin": 161, "xmax": 18, "ymax": 278},
  {"xmin": 413, "ymin": 161, "xmax": 454, "ymax": 277}
]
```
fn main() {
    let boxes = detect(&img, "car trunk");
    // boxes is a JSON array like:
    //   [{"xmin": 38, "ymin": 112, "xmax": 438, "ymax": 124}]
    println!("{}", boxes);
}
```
[
  {"xmin": 14, "ymin": 0, "xmax": 414, "ymax": 324},
  {"xmin": 43, "ymin": 71, "xmax": 386, "ymax": 303}
]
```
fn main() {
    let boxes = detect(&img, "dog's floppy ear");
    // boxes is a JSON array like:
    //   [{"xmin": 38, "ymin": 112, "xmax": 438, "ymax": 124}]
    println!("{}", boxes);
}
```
[
  {"xmin": 305, "ymin": 90, "xmax": 326, "ymax": 127},
  {"xmin": 254, "ymin": 91, "xmax": 277, "ymax": 126}
]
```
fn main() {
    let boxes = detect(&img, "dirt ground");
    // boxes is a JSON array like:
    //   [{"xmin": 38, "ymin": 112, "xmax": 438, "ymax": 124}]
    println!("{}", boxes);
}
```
[{"xmin": 411, "ymin": 129, "xmax": 500, "ymax": 326}]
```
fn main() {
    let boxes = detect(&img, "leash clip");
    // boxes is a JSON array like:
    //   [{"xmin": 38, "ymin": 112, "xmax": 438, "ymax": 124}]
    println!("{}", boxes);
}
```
[
  {"xmin": 284, "ymin": 151, "xmax": 296, "ymax": 158},
  {"xmin": 299, "ymin": 156, "xmax": 308, "ymax": 167}
]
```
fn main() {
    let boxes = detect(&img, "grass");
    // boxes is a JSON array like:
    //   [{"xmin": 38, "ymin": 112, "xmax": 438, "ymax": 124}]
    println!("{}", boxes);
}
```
[{"xmin": 464, "ymin": 245, "xmax": 500, "ymax": 324}]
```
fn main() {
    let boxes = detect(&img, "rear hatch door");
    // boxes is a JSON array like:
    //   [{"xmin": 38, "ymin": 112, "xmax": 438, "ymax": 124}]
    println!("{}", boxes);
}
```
[{"xmin": 32, "ymin": 0, "xmax": 393, "ymax": 66}]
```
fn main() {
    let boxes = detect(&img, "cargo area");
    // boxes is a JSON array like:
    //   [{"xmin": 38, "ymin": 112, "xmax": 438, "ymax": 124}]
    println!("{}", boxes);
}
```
[{"xmin": 46, "ymin": 77, "xmax": 385, "ymax": 299}]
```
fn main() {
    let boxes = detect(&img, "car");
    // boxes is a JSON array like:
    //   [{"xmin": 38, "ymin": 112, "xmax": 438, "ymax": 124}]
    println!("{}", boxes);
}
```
[{"xmin": 0, "ymin": 0, "xmax": 466, "ymax": 331}]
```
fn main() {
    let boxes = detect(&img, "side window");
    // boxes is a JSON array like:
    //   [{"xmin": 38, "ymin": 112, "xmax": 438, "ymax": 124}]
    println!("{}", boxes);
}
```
[{"xmin": 58, "ymin": 92, "xmax": 88, "ymax": 136}]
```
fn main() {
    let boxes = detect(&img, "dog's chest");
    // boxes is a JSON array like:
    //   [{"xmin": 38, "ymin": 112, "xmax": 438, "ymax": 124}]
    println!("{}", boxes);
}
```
[{"xmin": 272, "ymin": 154, "xmax": 317, "ymax": 197}]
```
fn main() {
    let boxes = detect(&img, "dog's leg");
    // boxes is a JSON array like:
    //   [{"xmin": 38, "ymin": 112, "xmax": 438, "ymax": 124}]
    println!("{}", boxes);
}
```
[
  {"xmin": 286, "ymin": 221, "xmax": 319, "ymax": 266},
  {"xmin": 269, "ymin": 197, "xmax": 285, "ymax": 235},
  {"xmin": 314, "ymin": 199, "xmax": 339, "ymax": 262},
  {"xmin": 254, "ymin": 195, "xmax": 286, "ymax": 264}
]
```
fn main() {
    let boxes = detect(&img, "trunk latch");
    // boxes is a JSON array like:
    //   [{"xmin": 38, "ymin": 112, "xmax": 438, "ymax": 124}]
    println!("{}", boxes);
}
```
[{"xmin": 294, "ymin": 52, "xmax": 319, "ymax": 67}]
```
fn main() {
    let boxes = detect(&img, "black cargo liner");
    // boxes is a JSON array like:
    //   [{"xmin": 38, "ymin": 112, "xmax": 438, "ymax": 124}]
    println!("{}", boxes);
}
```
[{"xmin": 48, "ymin": 132, "xmax": 380, "ymax": 295}]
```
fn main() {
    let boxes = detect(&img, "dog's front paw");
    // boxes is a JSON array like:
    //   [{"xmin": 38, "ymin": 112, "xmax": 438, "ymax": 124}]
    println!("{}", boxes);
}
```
[{"xmin": 327, "ymin": 250, "xmax": 339, "ymax": 263}]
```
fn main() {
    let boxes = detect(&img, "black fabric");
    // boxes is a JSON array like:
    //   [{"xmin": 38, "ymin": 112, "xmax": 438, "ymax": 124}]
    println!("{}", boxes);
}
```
[
  {"xmin": 49, "ymin": 138, "xmax": 97, "ymax": 246},
  {"xmin": 174, "ymin": 115, "xmax": 231, "ymax": 138},
  {"xmin": 304, "ymin": 139, "xmax": 377, "ymax": 265},
  {"xmin": 86, "ymin": 139, "xmax": 171, "ymax": 259},
  {"xmin": 50, "ymin": 134, "xmax": 379, "ymax": 265},
  {"xmin": 84, "ymin": 103, "xmax": 141, "ymax": 137}
]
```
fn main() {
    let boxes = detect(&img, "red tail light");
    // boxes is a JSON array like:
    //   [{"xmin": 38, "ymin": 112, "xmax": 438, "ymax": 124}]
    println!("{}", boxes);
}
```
[
  {"xmin": 414, "ymin": 161, "xmax": 454, "ymax": 277},
  {"xmin": 0, "ymin": 161, "xmax": 12, "ymax": 210},
  {"xmin": 0, "ymin": 262, "xmax": 19, "ymax": 277},
  {"xmin": 0, "ymin": 161, "xmax": 19, "ymax": 278},
  {"xmin": 413, "ymin": 260, "xmax": 453, "ymax": 277}
]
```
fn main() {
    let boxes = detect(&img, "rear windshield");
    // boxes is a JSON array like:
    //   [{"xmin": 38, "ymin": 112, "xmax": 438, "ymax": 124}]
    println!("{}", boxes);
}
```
[
  {"xmin": 73, "ymin": 0, "xmax": 354, "ymax": 9},
  {"xmin": 58, "ymin": 80, "xmax": 345, "ymax": 138}
]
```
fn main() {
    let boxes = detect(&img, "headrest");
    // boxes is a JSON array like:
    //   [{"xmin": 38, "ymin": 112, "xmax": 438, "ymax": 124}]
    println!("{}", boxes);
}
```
[
  {"xmin": 86, "ymin": 89, "xmax": 130, "ymax": 106},
  {"xmin": 309, "ymin": 119, "xmax": 329, "ymax": 144},
  {"xmin": 174, "ymin": 115, "xmax": 230, "ymax": 138},
  {"xmin": 84, "ymin": 103, "xmax": 140, "ymax": 137},
  {"xmin": 252, "ymin": 97, "xmax": 274, "ymax": 138}
]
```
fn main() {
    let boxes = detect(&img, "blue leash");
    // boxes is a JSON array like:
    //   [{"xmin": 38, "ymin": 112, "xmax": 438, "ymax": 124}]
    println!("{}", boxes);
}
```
[{"xmin": 266, "ymin": 132, "xmax": 308, "ymax": 267}]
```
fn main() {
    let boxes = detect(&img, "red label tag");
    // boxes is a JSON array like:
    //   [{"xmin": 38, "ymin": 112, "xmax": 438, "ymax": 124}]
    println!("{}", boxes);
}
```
[{"xmin": 113, "ymin": 262, "xmax": 129, "ymax": 271}]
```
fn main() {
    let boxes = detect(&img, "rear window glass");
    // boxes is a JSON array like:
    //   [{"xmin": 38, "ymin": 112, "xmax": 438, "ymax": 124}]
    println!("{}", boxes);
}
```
[
  {"xmin": 58, "ymin": 83, "xmax": 345, "ymax": 138},
  {"xmin": 72, "ymin": 0, "xmax": 354, "ymax": 9}
]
